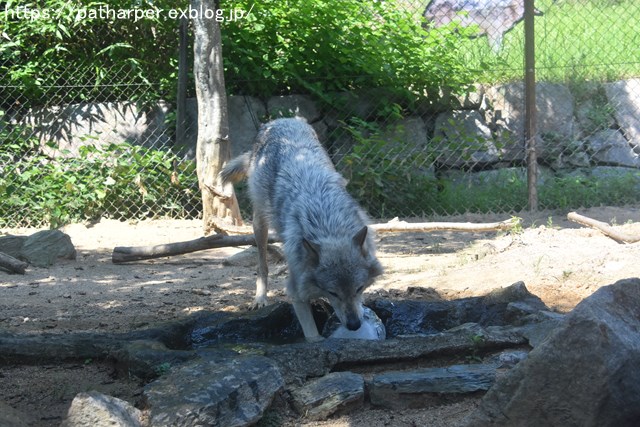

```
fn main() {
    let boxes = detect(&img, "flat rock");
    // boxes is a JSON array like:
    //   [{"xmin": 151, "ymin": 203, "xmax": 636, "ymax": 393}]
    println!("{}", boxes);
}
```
[
  {"xmin": 464, "ymin": 277, "xmax": 640, "ymax": 427},
  {"xmin": 290, "ymin": 371, "xmax": 364, "ymax": 420},
  {"xmin": 369, "ymin": 364, "xmax": 496, "ymax": 409},
  {"xmin": 61, "ymin": 391, "xmax": 144, "ymax": 427},
  {"xmin": 144, "ymin": 355, "xmax": 284, "ymax": 427},
  {"xmin": 265, "ymin": 323, "xmax": 526, "ymax": 383}
]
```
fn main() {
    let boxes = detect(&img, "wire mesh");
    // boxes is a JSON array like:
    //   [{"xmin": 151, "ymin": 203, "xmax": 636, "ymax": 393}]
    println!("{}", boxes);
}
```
[{"xmin": 1, "ymin": 0, "xmax": 640, "ymax": 228}]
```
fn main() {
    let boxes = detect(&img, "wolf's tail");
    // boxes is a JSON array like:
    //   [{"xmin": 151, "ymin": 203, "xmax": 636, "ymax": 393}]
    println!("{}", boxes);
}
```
[{"xmin": 220, "ymin": 152, "xmax": 251, "ymax": 184}]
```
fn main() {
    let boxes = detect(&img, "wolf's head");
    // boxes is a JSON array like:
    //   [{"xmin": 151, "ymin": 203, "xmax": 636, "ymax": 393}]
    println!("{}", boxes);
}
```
[{"xmin": 303, "ymin": 226, "xmax": 383, "ymax": 331}]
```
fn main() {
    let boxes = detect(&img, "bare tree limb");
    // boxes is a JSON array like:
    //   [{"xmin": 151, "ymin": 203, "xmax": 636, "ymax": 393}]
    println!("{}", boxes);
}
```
[
  {"xmin": 0, "ymin": 251, "xmax": 28, "ymax": 274},
  {"xmin": 567, "ymin": 211, "xmax": 640, "ymax": 244},
  {"xmin": 111, "ymin": 218, "xmax": 519, "ymax": 264},
  {"xmin": 370, "ymin": 217, "xmax": 520, "ymax": 233},
  {"xmin": 112, "ymin": 234, "xmax": 279, "ymax": 264}
]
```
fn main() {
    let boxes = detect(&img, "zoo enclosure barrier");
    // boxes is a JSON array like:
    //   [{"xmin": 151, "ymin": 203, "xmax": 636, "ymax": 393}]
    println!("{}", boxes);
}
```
[{"xmin": 1, "ymin": 0, "xmax": 640, "ymax": 228}]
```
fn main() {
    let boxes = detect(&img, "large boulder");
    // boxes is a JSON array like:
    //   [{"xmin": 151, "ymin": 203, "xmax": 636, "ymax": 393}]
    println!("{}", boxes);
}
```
[
  {"xmin": 604, "ymin": 78, "xmax": 640, "ymax": 149},
  {"xmin": 267, "ymin": 94, "xmax": 321, "ymax": 123},
  {"xmin": 0, "ymin": 230, "xmax": 76, "ymax": 267},
  {"xmin": 21, "ymin": 230, "xmax": 76, "ymax": 267},
  {"xmin": 587, "ymin": 129, "xmax": 640, "ymax": 167},
  {"xmin": 464, "ymin": 278, "xmax": 640, "ymax": 427},
  {"xmin": 21, "ymin": 101, "xmax": 172, "ymax": 157},
  {"xmin": 486, "ymin": 82, "xmax": 575, "ymax": 163},
  {"xmin": 228, "ymin": 95, "xmax": 267, "ymax": 156},
  {"xmin": 433, "ymin": 110, "xmax": 498, "ymax": 168},
  {"xmin": 180, "ymin": 96, "xmax": 266, "ymax": 160}
]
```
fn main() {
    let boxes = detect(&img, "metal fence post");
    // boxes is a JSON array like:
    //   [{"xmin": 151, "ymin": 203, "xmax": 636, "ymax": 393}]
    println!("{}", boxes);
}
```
[{"xmin": 524, "ymin": 0, "xmax": 538, "ymax": 211}]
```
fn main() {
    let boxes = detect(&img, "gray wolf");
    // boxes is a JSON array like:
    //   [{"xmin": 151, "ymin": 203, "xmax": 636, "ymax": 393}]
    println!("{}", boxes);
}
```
[{"xmin": 221, "ymin": 118, "xmax": 383, "ymax": 341}]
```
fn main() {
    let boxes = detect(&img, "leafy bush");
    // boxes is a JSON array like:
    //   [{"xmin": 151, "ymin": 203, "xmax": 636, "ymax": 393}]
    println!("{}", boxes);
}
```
[
  {"xmin": 222, "ymin": 0, "xmax": 476, "ymax": 98},
  {"xmin": 0, "ymin": 132, "xmax": 200, "ymax": 228},
  {"xmin": 339, "ymin": 116, "xmax": 439, "ymax": 218},
  {"xmin": 0, "ymin": 0, "xmax": 183, "ymax": 106}
]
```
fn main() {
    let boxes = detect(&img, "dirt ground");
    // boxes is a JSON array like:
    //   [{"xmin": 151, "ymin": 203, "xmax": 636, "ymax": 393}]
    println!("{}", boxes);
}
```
[{"xmin": 1, "ymin": 206, "xmax": 640, "ymax": 426}]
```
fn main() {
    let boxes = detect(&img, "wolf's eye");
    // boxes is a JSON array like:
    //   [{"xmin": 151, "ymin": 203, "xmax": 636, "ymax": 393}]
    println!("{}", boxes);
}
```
[
  {"xmin": 356, "ymin": 286, "xmax": 364, "ymax": 294},
  {"xmin": 328, "ymin": 291, "xmax": 338, "ymax": 298}
]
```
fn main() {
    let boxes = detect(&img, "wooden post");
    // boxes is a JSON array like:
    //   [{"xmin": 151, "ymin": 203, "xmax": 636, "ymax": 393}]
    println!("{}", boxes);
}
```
[{"xmin": 524, "ymin": 0, "xmax": 538, "ymax": 211}]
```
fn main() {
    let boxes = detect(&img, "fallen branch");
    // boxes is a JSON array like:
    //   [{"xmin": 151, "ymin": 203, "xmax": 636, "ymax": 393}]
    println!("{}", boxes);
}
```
[
  {"xmin": 567, "ymin": 211, "xmax": 640, "ymax": 244},
  {"xmin": 370, "ymin": 217, "xmax": 520, "ymax": 233},
  {"xmin": 112, "ymin": 217, "xmax": 519, "ymax": 264},
  {"xmin": 112, "ymin": 234, "xmax": 280, "ymax": 264},
  {"xmin": 0, "ymin": 251, "xmax": 28, "ymax": 274}
]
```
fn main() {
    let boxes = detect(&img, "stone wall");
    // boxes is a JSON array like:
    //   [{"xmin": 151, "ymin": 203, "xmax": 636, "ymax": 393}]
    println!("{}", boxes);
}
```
[{"xmin": 11, "ymin": 79, "xmax": 640, "ymax": 190}]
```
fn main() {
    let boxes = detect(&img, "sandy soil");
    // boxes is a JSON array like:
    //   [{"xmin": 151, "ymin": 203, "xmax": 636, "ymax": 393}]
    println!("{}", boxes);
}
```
[{"xmin": 1, "ymin": 206, "xmax": 639, "ymax": 426}]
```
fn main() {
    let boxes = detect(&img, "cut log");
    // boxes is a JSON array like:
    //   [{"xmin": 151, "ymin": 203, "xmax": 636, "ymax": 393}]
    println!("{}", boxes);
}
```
[
  {"xmin": 111, "ymin": 218, "xmax": 519, "ymax": 264},
  {"xmin": 0, "ymin": 251, "xmax": 28, "ymax": 274},
  {"xmin": 112, "ymin": 234, "xmax": 279, "ymax": 264},
  {"xmin": 567, "ymin": 211, "xmax": 640, "ymax": 244}
]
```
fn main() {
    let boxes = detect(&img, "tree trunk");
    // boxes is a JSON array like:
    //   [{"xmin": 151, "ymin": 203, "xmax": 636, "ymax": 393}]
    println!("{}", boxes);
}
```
[{"xmin": 191, "ymin": 0, "xmax": 243, "ymax": 235}]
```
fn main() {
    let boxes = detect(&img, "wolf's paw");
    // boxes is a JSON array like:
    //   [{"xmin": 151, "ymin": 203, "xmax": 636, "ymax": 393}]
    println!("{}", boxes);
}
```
[
  {"xmin": 249, "ymin": 296, "xmax": 268, "ymax": 310},
  {"xmin": 305, "ymin": 335, "xmax": 325, "ymax": 343}
]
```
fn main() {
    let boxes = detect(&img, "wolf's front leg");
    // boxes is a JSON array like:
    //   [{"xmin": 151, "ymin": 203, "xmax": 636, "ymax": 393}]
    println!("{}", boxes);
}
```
[
  {"xmin": 251, "ymin": 213, "xmax": 270, "ymax": 309},
  {"xmin": 291, "ymin": 300, "xmax": 323, "ymax": 342}
]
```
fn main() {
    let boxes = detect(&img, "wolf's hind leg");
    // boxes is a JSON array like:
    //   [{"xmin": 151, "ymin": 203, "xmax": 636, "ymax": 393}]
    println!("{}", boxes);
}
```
[{"xmin": 251, "ymin": 213, "xmax": 269, "ymax": 309}]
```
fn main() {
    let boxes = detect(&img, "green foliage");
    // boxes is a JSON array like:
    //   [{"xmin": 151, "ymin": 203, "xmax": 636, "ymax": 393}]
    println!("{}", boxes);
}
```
[
  {"xmin": 436, "ymin": 171, "xmax": 529, "ymax": 215},
  {"xmin": 436, "ymin": 169, "xmax": 640, "ymax": 215},
  {"xmin": 222, "ymin": 0, "xmax": 476, "ymax": 98},
  {"xmin": 339, "ymin": 116, "xmax": 439, "ymax": 218},
  {"xmin": 0, "ymin": 129, "xmax": 200, "ymax": 228},
  {"xmin": 539, "ymin": 172, "xmax": 640, "ymax": 210},
  {"xmin": 0, "ymin": 0, "xmax": 184, "ymax": 106}
]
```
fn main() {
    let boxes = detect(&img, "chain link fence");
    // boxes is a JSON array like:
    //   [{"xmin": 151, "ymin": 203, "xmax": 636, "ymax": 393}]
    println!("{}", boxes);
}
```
[{"xmin": 2, "ymin": 0, "xmax": 640, "ymax": 228}]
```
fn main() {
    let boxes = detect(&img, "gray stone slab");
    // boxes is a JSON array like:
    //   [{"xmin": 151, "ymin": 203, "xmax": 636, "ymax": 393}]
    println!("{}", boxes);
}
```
[
  {"xmin": 370, "ymin": 364, "xmax": 496, "ymax": 409},
  {"xmin": 291, "ymin": 371, "xmax": 364, "ymax": 420}
]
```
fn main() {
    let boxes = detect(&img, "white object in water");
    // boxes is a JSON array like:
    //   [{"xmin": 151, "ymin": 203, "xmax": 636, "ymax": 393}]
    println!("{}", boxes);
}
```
[{"xmin": 328, "ymin": 306, "xmax": 386, "ymax": 340}]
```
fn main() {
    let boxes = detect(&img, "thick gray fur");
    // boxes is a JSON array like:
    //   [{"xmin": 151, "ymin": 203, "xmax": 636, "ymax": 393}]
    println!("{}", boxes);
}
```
[{"xmin": 221, "ymin": 118, "xmax": 383, "ymax": 341}]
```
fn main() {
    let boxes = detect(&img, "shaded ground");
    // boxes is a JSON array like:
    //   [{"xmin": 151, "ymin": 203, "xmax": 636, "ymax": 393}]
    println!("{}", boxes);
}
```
[{"xmin": 1, "ymin": 206, "xmax": 639, "ymax": 426}]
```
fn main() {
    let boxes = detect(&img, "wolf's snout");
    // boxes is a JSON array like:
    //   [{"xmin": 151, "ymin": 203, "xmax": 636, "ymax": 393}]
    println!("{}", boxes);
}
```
[{"xmin": 346, "ymin": 317, "xmax": 361, "ymax": 331}]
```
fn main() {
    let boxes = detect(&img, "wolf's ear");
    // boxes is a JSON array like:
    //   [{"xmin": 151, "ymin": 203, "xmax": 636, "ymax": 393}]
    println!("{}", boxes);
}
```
[
  {"xmin": 352, "ymin": 226, "xmax": 368, "ymax": 248},
  {"xmin": 352, "ymin": 226, "xmax": 370, "ymax": 257},
  {"xmin": 302, "ymin": 238, "xmax": 321, "ymax": 266}
]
